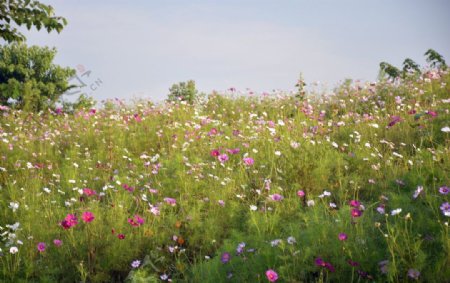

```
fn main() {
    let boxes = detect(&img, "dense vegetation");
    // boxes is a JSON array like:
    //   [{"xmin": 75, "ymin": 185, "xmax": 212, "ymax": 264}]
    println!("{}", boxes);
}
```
[{"xmin": 0, "ymin": 67, "xmax": 449, "ymax": 282}]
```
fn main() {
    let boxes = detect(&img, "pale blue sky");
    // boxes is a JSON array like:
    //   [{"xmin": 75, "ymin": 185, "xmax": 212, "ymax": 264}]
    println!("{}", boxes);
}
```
[{"xmin": 19, "ymin": 0, "xmax": 450, "ymax": 102}]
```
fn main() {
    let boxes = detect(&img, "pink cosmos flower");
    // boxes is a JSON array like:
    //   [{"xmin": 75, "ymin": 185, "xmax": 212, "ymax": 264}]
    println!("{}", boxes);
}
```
[
  {"xmin": 53, "ymin": 239, "xmax": 63, "ymax": 247},
  {"xmin": 37, "ymin": 242, "xmax": 46, "ymax": 252},
  {"xmin": 61, "ymin": 214, "xmax": 78, "ymax": 229},
  {"xmin": 81, "ymin": 211, "xmax": 95, "ymax": 223},
  {"xmin": 388, "ymin": 116, "xmax": 401, "ymax": 128},
  {"xmin": 227, "ymin": 148, "xmax": 240, "ymax": 155},
  {"xmin": 210, "ymin": 149, "xmax": 220, "ymax": 157},
  {"xmin": 83, "ymin": 188, "xmax": 97, "ymax": 196},
  {"xmin": 351, "ymin": 208, "xmax": 362, "ymax": 218},
  {"xmin": 338, "ymin": 233, "xmax": 348, "ymax": 241},
  {"xmin": 123, "ymin": 184, "xmax": 135, "ymax": 192},
  {"xmin": 128, "ymin": 215, "xmax": 145, "ymax": 227},
  {"xmin": 164, "ymin": 197, "xmax": 177, "ymax": 206},
  {"xmin": 218, "ymin": 154, "xmax": 229, "ymax": 163},
  {"xmin": 349, "ymin": 200, "xmax": 361, "ymax": 207},
  {"xmin": 243, "ymin": 157, "xmax": 254, "ymax": 166},
  {"xmin": 297, "ymin": 190, "xmax": 305, "ymax": 197},
  {"xmin": 269, "ymin": 194, "xmax": 284, "ymax": 201},
  {"xmin": 265, "ymin": 269, "xmax": 278, "ymax": 282}
]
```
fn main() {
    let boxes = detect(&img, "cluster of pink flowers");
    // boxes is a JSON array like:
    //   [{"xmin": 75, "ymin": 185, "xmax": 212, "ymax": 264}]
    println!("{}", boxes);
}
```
[
  {"xmin": 349, "ymin": 200, "xmax": 363, "ymax": 218},
  {"xmin": 61, "ymin": 211, "xmax": 95, "ymax": 228},
  {"xmin": 128, "ymin": 215, "xmax": 145, "ymax": 227}
]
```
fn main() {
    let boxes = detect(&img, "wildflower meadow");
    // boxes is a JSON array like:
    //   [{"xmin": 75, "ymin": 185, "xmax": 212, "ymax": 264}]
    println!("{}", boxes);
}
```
[{"xmin": 1, "ymin": 69, "xmax": 449, "ymax": 282}]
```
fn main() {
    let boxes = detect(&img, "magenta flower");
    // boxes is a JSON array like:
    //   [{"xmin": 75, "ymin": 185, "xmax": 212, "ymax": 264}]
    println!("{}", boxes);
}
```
[
  {"xmin": 81, "ymin": 211, "xmax": 95, "ymax": 223},
  {"xmin": 315, "ymin": 258, "xmax": 335, "ymax": 272},
  {"xmin": 220, "ymin": 252, "xmax": 231, "ymax": 263},
  {"xmin": 164, "ymin": 197, "xmax": 177, "ymax": 206},
  {"xmin": 53, "ymin": 239, "xmax": 62, "ymax": 247},
  {"xmin": 297, "ymin": 190, "xmax": 305, "ymax": 197},
  {"xmin": 128, "ymin": 215, "xmax": 145, "ymax": 227},
  {"xmin": 37, "ymin": 242, "xmax": 46, "ymax": 252},
  {"xmin": 208, "ymin": 128, "xmax": 218, "ymax": 135},
  {"xmin": 351, "ymin": 208, "xmax": 362, "ymax": 218},
  {"xmin": 123, "ymin": 184, "xmax": 135, "ymax": 192},
  {"xmin": 388, "ymin": 115, "xmax": 401, "ymax": 128},
  {"xmin": 218, "ymin": 153, "xmax": 229, "ymax": 163},
  {"xmin": 83, "ymin": 188, "xmax": 97, "ymax": 196},
  {"xmin": 338, "ymin": 233, "xmax": 348, "ymax": 241},
  {"xmin": 210, "ymin": 149, "xmax": 220, "ymax": 157},
  {"xmin": 61, "ymin": 214, "xmax": 78, "ymax": 229},
  {"xmin": 315, "ymin": 258, "xmax": 325, "ymax": 267},
  {"xmin": 349, "ymin": 200, "xmax": 361, "ymax": 207},
  {"xmin": 439, "ymin": 186, "xmax": 449, "ymax": 195},
  {"xmin": 265, "ymin": 269, "xmax": 279, "ymax": 282},
  {"xmin": 117, "ymin": 233, "xmax": 125, "ymax": 239},
  {"xmin": 227, "ymin": 148, "xmax": 240, "ymax": 155},
  {"xmin": 243, "ymin": 157, "xmax": 254, "ymax": 166}
]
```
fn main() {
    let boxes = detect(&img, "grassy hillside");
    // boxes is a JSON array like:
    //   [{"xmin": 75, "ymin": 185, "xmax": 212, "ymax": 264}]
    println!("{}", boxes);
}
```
[{"xmin": 0, "ymin": 70, "xmax": 449, "ymax": 282}]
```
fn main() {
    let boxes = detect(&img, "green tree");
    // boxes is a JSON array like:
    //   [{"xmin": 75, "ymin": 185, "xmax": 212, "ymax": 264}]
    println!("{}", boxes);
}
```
[
  {"xmin": 0, "ymin": 0, "xmax": 67, "ymax": 43},
  {"xmin": 402, "ymin": 58, "xmax": 421, "ymax": 77},
  {"xmin": 379, "ymin": 62, "xmax": 401, "ymax": 80},
  {"xmin": 0, "ymin": 43, "xmax": 75, "ymax": 111},
  {"xmin": 167, "ymin": 80, "xmax": 197, "ymax": 104},
  {"xmin": 424, "ymin": 49, "xmax": 447, "ymax": 70}
]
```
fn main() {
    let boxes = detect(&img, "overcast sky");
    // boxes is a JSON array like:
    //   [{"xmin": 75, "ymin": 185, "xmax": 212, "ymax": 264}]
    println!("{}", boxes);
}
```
[{"xmin": 19, "ymin": 0, "xmax": 450, "ymax": 102}]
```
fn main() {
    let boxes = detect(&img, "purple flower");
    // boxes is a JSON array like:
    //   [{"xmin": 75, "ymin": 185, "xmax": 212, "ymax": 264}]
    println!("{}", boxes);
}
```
[
  {"xmin": 53, "ymin": 239, "xmax": 62, "ymax": 247},
  {"xmin": 315, "ymin": 258, "xmax": 325, "ymax": 267},
  {"xmin": 218, "ymin": 154, "xmax": 229, "ymax": 163},
  {"xmin": 269, "ymin": 194, "xmax": 283, "ymax": 202},
  {"xmin": 376, "ymin": 206, "xmax": 385, "ymax": 214},
  {"xmin": 220, "ymin": 252, "xmax": 231, "ymax": 263},
  {"xmin": 388, "ymin": 115, "xmax": 401, "ymax": 128},
  {"xmin": 227, "ymin": 148, "xmax": 240, "ymax": 155},
  {"xmin": 379, "ymin": 260, "xmax": 389, "ymax": 274},
  {"xmin": 407, "ymin": 268, "xmax": 420, "ymax": 280},
  {"xmin": 351, "ymin": 208, "xmax": 362, "ymax": 218},
  {"xmin": 131, "ymin": 260, "xmax": 141, "ymax": 268},
  {"xmin": 236, "ymin": 242, "xmax": 245, "ymax": 254},
  {"xmin": 265, "ymin": 269, "xmax": 278, "ymax": 282},
  {"xmin": 440, "ymin": 202, "xmax": 450, "ymax": 217},
  {"xmin": 338, "ymin": 233, "xmax": 348, "ymax": 241},
  {"xmin": 37, "ymin": 242, "xmax": 46, "ymax": 252},
  {"xmin": 349, "ymin": 200, "xmax": 361, "ymax": 207},
  {"xmin": 243, "ymin": 157, "xmax": 254, "ymax": 166},
  {"xmin": 439, "ymin": 186, "xmax": 449, "ymax": 195},
  {"xmin": 164, "ymin": 197, "xmax": 177, "ymax": 206}
]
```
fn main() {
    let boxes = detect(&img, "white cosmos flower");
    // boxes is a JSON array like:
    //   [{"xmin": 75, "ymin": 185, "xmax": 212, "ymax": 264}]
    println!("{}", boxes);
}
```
[
  {"xmin": 391, "ymin": 208, "xmax": 402, "ymax": 216},
  {"xmin": 10, "ymin": 246, "xmax": 19, "ymax": 254}
]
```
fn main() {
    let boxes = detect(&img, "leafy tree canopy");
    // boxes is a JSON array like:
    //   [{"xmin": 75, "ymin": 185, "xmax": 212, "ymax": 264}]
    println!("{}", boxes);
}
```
[
  {"xmin": 167, "ymin": 80, "xmax": 198, "ymax": 104},
  {"xmin": 0, "ymin": 0, "xmax": 67, "ymax": 43},
  {"xmin": 0, "ymin": 43, "xmax": 75, "ymax": 111}
]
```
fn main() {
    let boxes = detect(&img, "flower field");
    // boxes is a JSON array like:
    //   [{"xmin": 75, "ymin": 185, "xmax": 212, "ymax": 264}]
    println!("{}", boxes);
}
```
[{"xmin": 0, "ymin": 70, "xmax": 449, "ymax": 282}]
